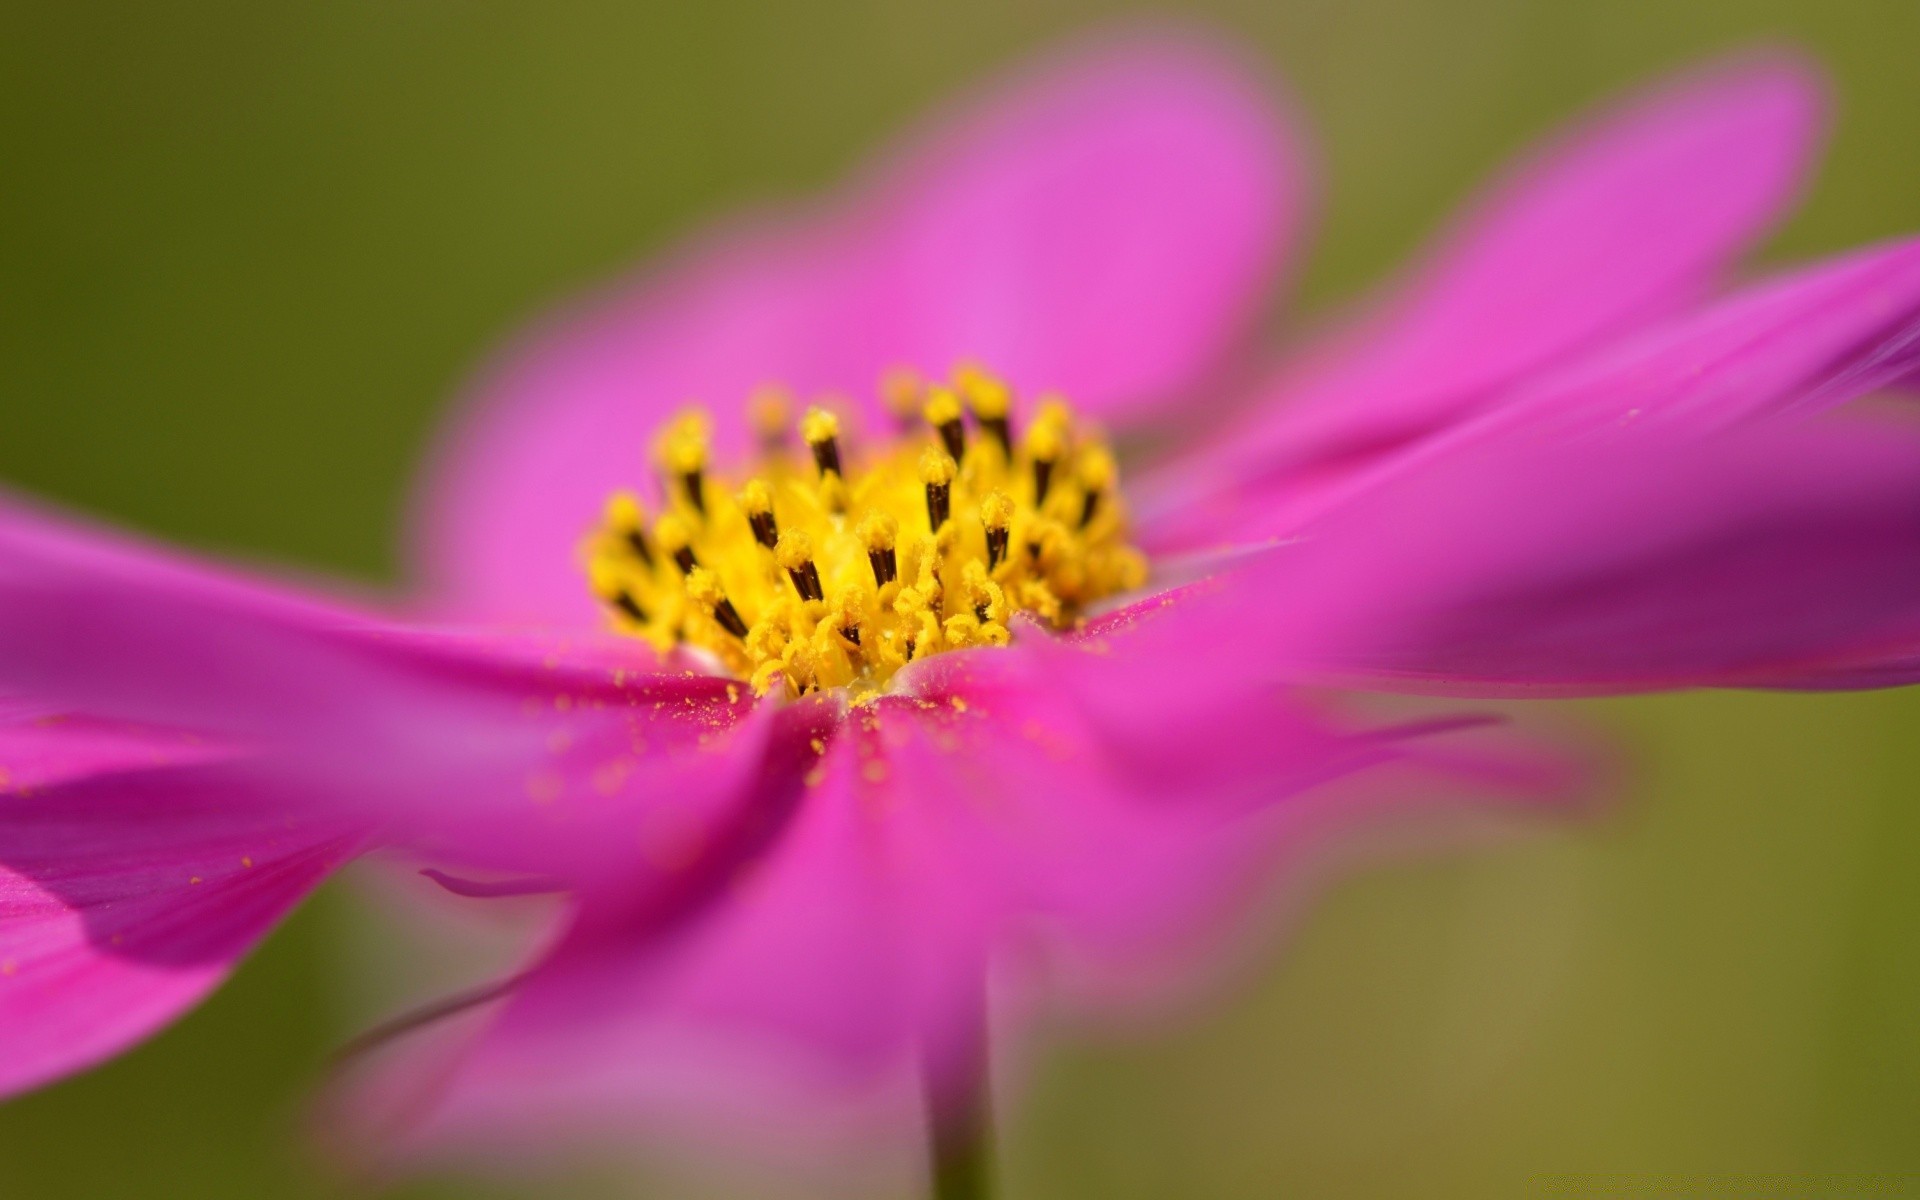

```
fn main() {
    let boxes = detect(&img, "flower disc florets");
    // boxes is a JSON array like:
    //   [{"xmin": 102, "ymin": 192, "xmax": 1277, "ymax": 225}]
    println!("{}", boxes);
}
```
[{"xmin": 584, "ymin": 367, "xmax": 1146, "ymax": 699}]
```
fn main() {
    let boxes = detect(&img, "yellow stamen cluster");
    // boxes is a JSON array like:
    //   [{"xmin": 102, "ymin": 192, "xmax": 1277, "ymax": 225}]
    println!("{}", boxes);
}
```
[{"xmin": 584, "ymin": 366, "xmax": 1146, "ymax": 699}]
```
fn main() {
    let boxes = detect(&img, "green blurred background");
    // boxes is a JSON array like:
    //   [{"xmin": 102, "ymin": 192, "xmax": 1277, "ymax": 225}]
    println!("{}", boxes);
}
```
[{"xmin": 5, "ymin": 1, "xmax": 1920, "ymax": 1196}]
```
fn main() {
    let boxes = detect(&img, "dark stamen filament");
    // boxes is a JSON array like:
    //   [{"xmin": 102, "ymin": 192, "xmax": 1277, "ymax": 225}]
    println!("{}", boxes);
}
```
[
  {"xmin": 624, "ymin": 528, "xmax": 655, "ymax": 568},
  {"xmin": 748, "ymin": 510, "xmax": 778, "ymax": 549},
  {"xmin": 790, "ymin": 560, "xmax": 824, "ymax": 602},
  {"xmin": 802, "ymin": 408, "xmax": 844, "ymax": 479},
  {"xmin": 612, "ymin": 592, "xmax": 647, "ymax": 622},
  {"xmin": 936, "ymin": 418, "xmax": 965, "ymax": 463},
  {"xmin": 810, "ymin": 436, "xmax": 841, "ymax": 477},
  {"xmin": 981, "ymin": 415, "xmax": 1012, "ymax": 457},
  {"xmin": 712, "ymin": 597, "xmax": 749, "ymax": 638},
  {"xmin": 775, "ymin": 530, "xmax": 825, "ymax": 603},
  {"xmin": 920, "ymin": 448, "xmax": 957, "ymax": 532}
]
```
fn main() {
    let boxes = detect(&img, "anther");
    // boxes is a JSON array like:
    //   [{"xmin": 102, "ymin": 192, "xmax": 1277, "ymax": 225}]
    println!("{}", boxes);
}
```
[
  {"xmin": 749, "ymin": 386, "xmax": 792, "ymax": 450},
  {"xmin": 924, "ymin": 387, "xmax": 966, "ymax": 462},
  {"xmin": 590, "ymin": 559, "xmax": 649, "ymax": 624},
  {"xmin": 956, "ymin": 366, "xmax": 1013, "ymax": 457},
  {"xmin": 660, "ymin": 413, "xmax": 711, "ymax": 515},
  {"xmin": 859, "ymin": 511, "xmax": 899, "ymax": 586},
  {"xmin": 604, "ymin": 492, "xmax": 656, "ymax": 569},
  {"xmin": 612, "ymin": 592, "xmax": 647, "ymax": 622},
  {"xmin": 588, "ymin": 368, "xmax": 1143, "ymax": 694},
  {"xmin": 882, "ymin": 368, "xmax": 924, "ymax": 431},
  {"xmin": 1078, "ymin": 446, "xmax": 1115, "ymax": 529},
  {"xmin": 738, "ymin": 479, "xmax": 779, "ymax": 549},
  {"xmin": 1026, "ymin": 414, "xmax": 1065, "ymax": 508},
  {"xmin": 801, "ymin": 407, "xmax": 842, "ymax": 478},
  {"xmin": 687, "ymin": 569, "xmax": 750, "ymax": 639},
  {"xmin": 981, "ymin": 491, "xmax": 1013, "ymax": 571},
  {"xmin": 828, "ymin": 591, "xmax": 864, "ymax": 649},
  {"xmin": 919, "ymin": 447, "xmax": 956, "ymax": 531},
  {"xmin": 655, "ymin": 513, "xmax": 699, "ymax": 575},
  {"xmin": 775, "ymin": 529, "xmax": 825, "ymax": 602}
]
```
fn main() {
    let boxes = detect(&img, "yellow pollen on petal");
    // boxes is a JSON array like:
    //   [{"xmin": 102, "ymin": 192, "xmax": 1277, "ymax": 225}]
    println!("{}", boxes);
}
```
[{"xmin": 583, "ymin": 369, "xmax": 1145, "ymax": 697}]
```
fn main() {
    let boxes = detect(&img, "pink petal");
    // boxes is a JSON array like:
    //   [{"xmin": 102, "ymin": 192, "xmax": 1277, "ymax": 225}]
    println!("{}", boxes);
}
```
[
  {"xmin": 360, "ymin": 642, "xmax": 1580, "ymax": 1154},
  {"xmin": 1149, "ymin": 418, "xmax": 1920, "ymax": 696},
  {"xmin": 1462, "ymin": 234, "xmax": 1920, "ymax": 438},
  {"xmin": 0, "ymin": 491, "xmax": 770, "ymax": 885},
  {"xmin": 1146, "ymin": 50, "xmax": 1824, "ymax": 547},
  {"xmin": 0, "ymin": 762, "xmax": 360, "ymax": 1098},
  {"xmin": 415, "ymin": 29, "xmax": 1306, "ymax": 624},
  {"xmin": 0, "ymin": 497, "xmax": 810, "ymax": 1094},
  {"xmin": 1155, "ymin": 235, "xmax": 1920, "ymax": 554}
]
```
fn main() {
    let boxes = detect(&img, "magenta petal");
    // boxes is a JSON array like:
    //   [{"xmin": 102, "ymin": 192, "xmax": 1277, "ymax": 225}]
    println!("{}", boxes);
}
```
[
  {"xmin": 415, "ymin": 29, "xmax": 1305, "ymax": 624},
  {"xmin": 374, "ymin": 728, "xmax": 909, "ymax": 1152},
  {"xmin": 0, "ymin": 764, "xmax": 359, "ymax": 1098},
  {"xmin": 0, "ymin": 492, "xmax": 769, "ymax": 886},
  {"xmin": 1145, "ymin": 50, "xmax": 1824, "ymax": 547},
  {"xmin": 1162, "ymin": 419, "xmax": 1920, "ymax": 696},
  {"xmin": 1467, "ymin": 234, "xmax": 1920, "ymax": 438},
  {"xmin": 1153, "ymin": 235, "xmax": 1920, "ymax": 554},
  {"xmin": 374, "ymin": 640, "xmax": 1583, "ymax": 1153}
]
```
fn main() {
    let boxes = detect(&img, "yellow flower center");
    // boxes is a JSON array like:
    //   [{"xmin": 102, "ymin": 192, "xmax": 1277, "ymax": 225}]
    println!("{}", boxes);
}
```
[{"xmin": 583, "ymin": 366, "xmax": 1146, "ymax": 700}]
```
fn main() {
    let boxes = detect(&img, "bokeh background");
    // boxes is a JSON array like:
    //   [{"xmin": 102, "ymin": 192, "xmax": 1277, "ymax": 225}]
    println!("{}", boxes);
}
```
[{"xmin": 5, "ymin": 2, "xmax": 1920, "ymax": 1196}]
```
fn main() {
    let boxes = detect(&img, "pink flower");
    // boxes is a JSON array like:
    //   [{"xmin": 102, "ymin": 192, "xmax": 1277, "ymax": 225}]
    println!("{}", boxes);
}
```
[{"xmin": 5, "ymin": 25, "xmax": 1920, "ymax": 1188}]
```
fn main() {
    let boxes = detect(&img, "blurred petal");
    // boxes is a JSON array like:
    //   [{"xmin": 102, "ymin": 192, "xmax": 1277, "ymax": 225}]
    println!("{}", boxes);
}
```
[
  {"xmin": 1464, "ymin": 234, "xmax": 1920, "ymax": 437},
  {"xmin": 0, "ymin": 491, "xmax": 772, "ymax": 885},
  {"xmin": 1159, "ymin": 236, "xmax": 1920, "ymax": 551},
  {"xmin": 416, "ymin": 29, "xmax": 1306, "ymax": 624},
  {"xmin": 360, "ymin": 641, "xmax": 1582, "ymax": 1154},
  {"xmin": 0, "ymin": 764, "xmax": 359, "ymax": 1099},
  {"xmin": 1147, "ymin": 50, "xmax": 1824, "ymax": 547},
  {"xmin": 1152, "ymin": 420, "xmax": 1920, "ymax": 696}
]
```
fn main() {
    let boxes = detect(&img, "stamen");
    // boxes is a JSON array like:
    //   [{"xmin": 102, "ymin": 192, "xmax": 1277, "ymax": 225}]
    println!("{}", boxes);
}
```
[
  {"xmin": 961, "ymin": 562, "xmax": 1005, "ymax": 631},
  {"xmin": 604, "ymin": 492, "xmax": 656, "ymax": 569},
  {"xmin": 687, "ymin": 568, "xmax": 750, "ymax": 639},
  {"xmin": 801, "ymin": 407, "xmax": 842, "ymax": 478},
  {"xmin": 655, "ymin": 513, "xmax": 698, "ymax": 575},
  {"xmin": 660, "ymin": 413, "xmax": 710, "ymax": 516},
  {"xmin": 828, "ymin": 590, "xmax": 864, "ymax": 649},
  {"xmin": 586, "ymin": 366, "xmax": 1143, "ymax": 696},
  {"xmin": 589, "ymin": 559, "xmax": 649, "ymax": 624},
  {"xmin": 1078, "ymin": 446, "xmax": 1115, "ymax": 529},
  {"xmin": 1026, "ymin": 413, "xmax": 1064, "ymax": 508},
  {"xmin": 957, "ymin": 366, "xmax": 1013, "ymax": 457},
  {"xmin": 739, "ymin": 479, "xmax": 779, "ymax": 549},
  {"xmin": 982, "ymin": 491, "xmax": 1012, "ymax": 571},
  {"xmin": 924, "ymin": 386, "xmax": 966, "ymax": 463},
  {"xmin": 749, "ymin": 386, "xmax": 792, "ymax": 453},
  {"xmin": 775, "ymin": 529, "xmax": 825, "ymax": 602},
  {"xmin": 613, "ymin": 592, "xmax": 648, "ymax": 623},
  {"xmin": 860, "ymin": 511, "xmax": 899, "ymax": 585},
  {"xmin": 881, "ymin": 368, "xmax": 924, "ymax": 431},
  {"xmin": 919, "ymin": 447, "xmax": 956, "ymax": 531}
]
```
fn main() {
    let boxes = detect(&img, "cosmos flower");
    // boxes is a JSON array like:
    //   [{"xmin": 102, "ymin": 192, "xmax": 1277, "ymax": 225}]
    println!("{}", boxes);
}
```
[{"xmin": 6, "ymin": 25, "xmax": 1920, "ymax": 1195}]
